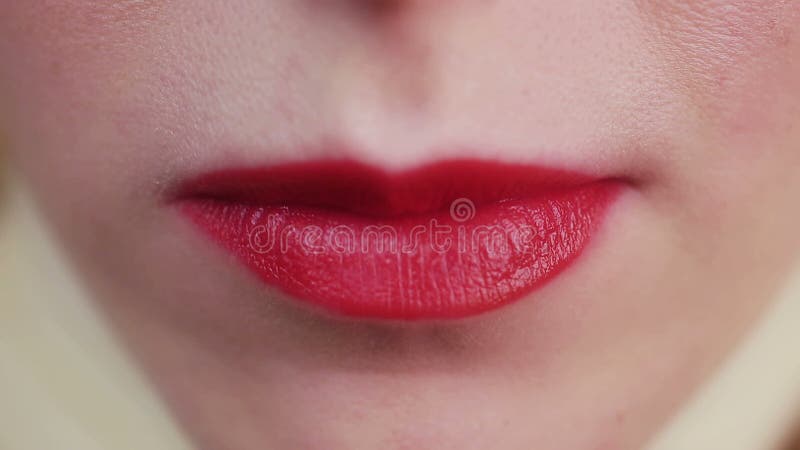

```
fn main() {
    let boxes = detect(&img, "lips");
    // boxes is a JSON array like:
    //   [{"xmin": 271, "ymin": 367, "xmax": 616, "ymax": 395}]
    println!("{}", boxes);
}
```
[{"xmin": 177, "ymin": 159, "xmax": 622, "ymax": 320}]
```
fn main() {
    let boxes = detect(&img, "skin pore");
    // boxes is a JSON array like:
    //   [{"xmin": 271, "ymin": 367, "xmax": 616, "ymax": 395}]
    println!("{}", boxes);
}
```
[{"xmin": 1, "ymin": 1, "xmax": 800, "ymax": 449}]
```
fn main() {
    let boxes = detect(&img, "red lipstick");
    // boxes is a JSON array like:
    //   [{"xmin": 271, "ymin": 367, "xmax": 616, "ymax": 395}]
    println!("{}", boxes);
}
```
[{"xmin": 178, "ymin": 159, "xmax": 621, "ymax": 320}]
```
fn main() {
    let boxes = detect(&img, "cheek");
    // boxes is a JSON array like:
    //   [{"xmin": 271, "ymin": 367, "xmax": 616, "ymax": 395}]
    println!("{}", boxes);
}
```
[
  {"xmin": 0, "ymin": 2, "xmax": 165, "ymax": 103},
  {"xmin": 637, "ymin": 0, "xmax": 799, "ymax": 62},
  {"xmin": 636, "ymin": 0, "xmax": 800, "ymax": 134},
  {"xmin": 0, "ymin": 1, "xmax": 164, "ymax": 47},
  {"xmin": 0, "ymin": 3, "xmax": 156, "ymax": 163},
  {"xmin": 0, "ymin": 2, "xmax": 180, "ymax": 203}
]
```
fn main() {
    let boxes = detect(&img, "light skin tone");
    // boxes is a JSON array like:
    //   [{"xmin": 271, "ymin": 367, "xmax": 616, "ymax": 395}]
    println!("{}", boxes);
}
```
[{"xmin": 2, "ymin": 1, "xmax": 800, "ymax": 449}]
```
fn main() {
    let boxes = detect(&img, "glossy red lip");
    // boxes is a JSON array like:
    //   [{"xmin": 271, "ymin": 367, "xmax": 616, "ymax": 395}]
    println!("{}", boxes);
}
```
[{"xmin": 177, "ymin": 159, "xmax": 622, "ymax": 320}]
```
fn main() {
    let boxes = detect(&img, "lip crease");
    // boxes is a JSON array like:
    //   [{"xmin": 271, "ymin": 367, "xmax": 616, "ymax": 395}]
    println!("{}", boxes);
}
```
[{"xmin": 176, "ymin": 158, "xmax": 623, "ymax": 320}]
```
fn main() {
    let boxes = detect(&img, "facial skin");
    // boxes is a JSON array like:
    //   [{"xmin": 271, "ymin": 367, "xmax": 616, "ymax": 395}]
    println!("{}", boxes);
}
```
[{"xmin": 2, "ymin": 1, "xmax": 800, "ymax": 449}]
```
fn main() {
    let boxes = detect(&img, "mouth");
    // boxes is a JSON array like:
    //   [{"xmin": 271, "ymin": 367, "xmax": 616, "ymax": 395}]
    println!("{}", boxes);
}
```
[{"xmin": 176, "ymin": 158, "xmax": 623, "ymax": 320}]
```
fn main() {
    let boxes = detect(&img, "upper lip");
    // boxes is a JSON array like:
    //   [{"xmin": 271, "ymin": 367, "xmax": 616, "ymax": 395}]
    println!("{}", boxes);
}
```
[{"xmin": 176, "ymin": 158, "xmax": 608, "ymax": 217}]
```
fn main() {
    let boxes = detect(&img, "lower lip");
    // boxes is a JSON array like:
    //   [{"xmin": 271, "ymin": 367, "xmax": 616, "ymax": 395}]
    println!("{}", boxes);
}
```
[{"xmin": 178, "ymin": 160, "xmax": 622, "ymax": 320}]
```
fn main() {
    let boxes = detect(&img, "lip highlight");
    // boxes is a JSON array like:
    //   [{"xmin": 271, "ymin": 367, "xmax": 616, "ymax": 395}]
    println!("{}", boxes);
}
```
[{"xmin": 178, "ymin": 159, "xmax": 622, "ymax": 320}]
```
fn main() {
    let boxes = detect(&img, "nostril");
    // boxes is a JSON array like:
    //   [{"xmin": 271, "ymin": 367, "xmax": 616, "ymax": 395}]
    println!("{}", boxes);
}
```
[
  {"xmin": 302, "ymin": 0, "xmax": 409, "ymax": 19},
  {"xmin": 361, "ymin": 0, "xmax": 407, "ymax": 20}
]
